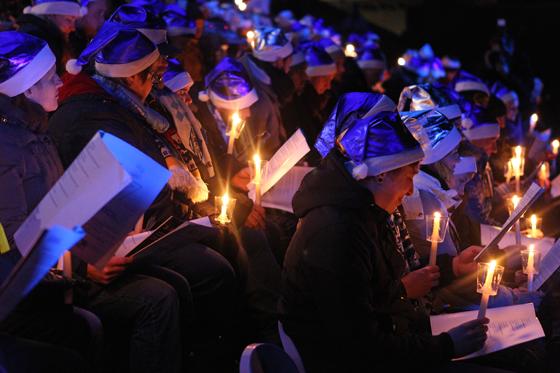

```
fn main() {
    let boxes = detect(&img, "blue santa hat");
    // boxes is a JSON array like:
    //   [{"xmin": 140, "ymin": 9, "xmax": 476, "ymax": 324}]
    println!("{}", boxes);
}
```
[
  {"xmin": 288, "ymin": 45, "xmax": 306, "ymax": 68},
  {"xmin": 442, "ymin": 55, "xmax": 461, "ymax": 70},
  {"xmin": 304, "ymin": 43, "xmax": 336, "ymax": 77},
  {"xmin": 315, "ymin": 92, "xmax": 424, "ymax": 179},
  {"xmin": 108, "ymin": 5, "xmax": 168, "ymax": 46},
  {"xmin": 274, "ymin": 10, "xmax": 295, "ymax": 29},
  {"xmin": 454, "ymin": 156, "xmax": 477, "ymax": 175},
  {"xmin": 398, "ymin": 83, "xmax": 462, "ymax": 121},
  {"xmin": 128, "ymin": 0, "xmax": 165, "ymax": 15},
  {"xmin": 66, "ymin": 22, "xmax": 159, "ymax": 77},
  {"xmin": 163, "ymin": 58, "xmax": 193, "ymax": 92},
  {"xmin": 0, "ymin": 31, "xmax": 56, "ymax": 97},
  {"xmin": 357, "ymin": 46, "xmax": 386, "ymax": 70},
  {"xmin": 162, "ymin": 4, "xmax": 196, "ymax": 37},
  {"xmin": 453, "ymin": 71, "xmax": 489, "ymax": 96},
  {"xmin": 400, "ymin": 109, "xmax": 462, "ymax": 165},
  {"xmin": 24, "ymin": 0, "xmax": 87, "ymax": 17},
  {"xmin": 492, "ymin": 83, "xmax": 519, "ymax": 107},
  {"xmin": 459, "ymin": 106, "xmax": 500, "ymax": 141},
  {"xmin": 198, "ymin": 57, "xmax": 258, "ymax": 111},
  {"xmin": 318, "ymin": 38, "xmax": 344, "ymax": 60},
  {"xmin": 252, "ymin": 27, "xmax": 293, "ymax": 62}
]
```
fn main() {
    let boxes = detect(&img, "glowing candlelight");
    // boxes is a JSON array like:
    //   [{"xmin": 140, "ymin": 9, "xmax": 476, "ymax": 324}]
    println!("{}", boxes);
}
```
[
  {"xmin": 397, "ymin": 57, "xmax": 406, "ymax": 66},
  {"xmin": 478, "ymin": 260, "xmax": 497, "ymax": 319},
  {"xmin": 530, "ymin": 113, "xmax": 538, "ymax": 133},
  {"xmin": 246, "ymin": 30, "xmax": 255, "ymax": 49},
  {"xmin": 344, "ymin": 43, "xmax": 357, "ymax": 58},
  {"xmin": 531, "ymin": 215, "xmax": 538, "ymax": 238},
  {"xmin": 527, "ymin": 245, "xmax": 535, "ymax": 291},
  {"xmin": 253, "ymin": 153, "xmax": 262, "ymax": 206},
  {"xmin": 227, "ymin": 112, "xmax": 242, "ymax": 155},
  {"xmin": 539, "ymin": 162, "xmax": 550, "ymax": 183},
  {"xmin": 216, "ymin": 194, "xmax": 231, "ymax": 225},
  {"xmin": 512, "ymin": 146, "xmax": 524, "ymax": 193},
  {"xmin": 552, "ymin": 139, "xmax": 560, "ymax": 156},
  {"xmin": 429, "ymin": 212, "xmax": 441, "ymax": 267}
]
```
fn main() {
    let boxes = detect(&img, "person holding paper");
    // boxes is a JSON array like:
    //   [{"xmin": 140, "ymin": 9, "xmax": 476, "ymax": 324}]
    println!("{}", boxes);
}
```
[
  {"xmin": 280, "ymin": 93, "xmax": 489, "ymax": 372},
  {"xmin": 49, "ymin": 24, "xmax": 238, "ymax": 372},
  {"xmin": 0, "ymin": 31, "xmax": 99, "ymax": 368}
]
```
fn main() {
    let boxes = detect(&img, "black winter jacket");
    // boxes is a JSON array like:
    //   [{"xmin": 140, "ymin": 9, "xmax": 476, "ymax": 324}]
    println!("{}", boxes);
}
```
[{"xmin": 279, "ymin": 149, "xmax": 454, "ymax": 372}]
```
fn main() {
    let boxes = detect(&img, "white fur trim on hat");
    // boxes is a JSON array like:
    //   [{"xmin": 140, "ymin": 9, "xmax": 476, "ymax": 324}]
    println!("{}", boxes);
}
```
[
  {"xmin": 95, "ymin": 49, "xmax": 160, "ymax": 78},
  {"xmin": 421, "ymin": 126, "xmax": 462, "ymax": 165},
  {"xmin": 324, "ymin": 44, "xmax": 342, "ymax": 56},
  {"xmin": 138, "ymin": 28, "xmax": 168, "ymax": 45},
  {"xmin": 454, "ymin": 156, "xmax": 477, "ymax": 175},
  {"xmin": 462, "ymin": 123, "xmax": 500, "ymax": 140},
  {"xmin": 252, "ymin": 41, "xmax": 293, "ymax": 62},
  {"xmin": 167, "ymin": 26, "xmax": 196, "ymax": 37},
  {"xmin": 208, "ymin": 88, "xmax": 258, "ymax": 110},
  {"xmin": 0, "ymin": 44, "xmax": 56, "ymax": 97},
  {"xmin": 346, "ymin": 146, "xmax": 424, "ymax": 178},
  {"xmin": 455, "ymin": 81, "xmax": 489, "ymax": 95},
  {"xmin": 357, "ymin": 59, "xmax": 385, "ymax": 70},
  {"xmin": 24, "ymin": 1, "xmax": 84, "ymax": 17},
  {"xmin": 437, "ymin": 104, "xmax": 461, "ymax": 120},
  {"xmin": 306, "ymin": 63, "xmax": 336, "ymax": 77},
  {"xmin": 289, "ymin": 51, "xmax": 305, "ymax": 68},
  {"xmin": 164, "ymin": 71, "xmax": 193, "ymax": 92}
]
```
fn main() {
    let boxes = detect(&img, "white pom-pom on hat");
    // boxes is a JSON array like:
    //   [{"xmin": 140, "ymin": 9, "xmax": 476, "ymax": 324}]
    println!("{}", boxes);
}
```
[
  {"xmin": 80, "ymin": 6, "xmax": 88, "ymax": 17},
  {"xmin": 66, "ymin": 59, "xmax": 83, "ymax": 75},
  {"xmin": 351, "ymin": 163, "xmax": 368, "ymax": 180},
  {"xmin": 198, "ymin": 90, "xmax": 209, "ymax": 102}
]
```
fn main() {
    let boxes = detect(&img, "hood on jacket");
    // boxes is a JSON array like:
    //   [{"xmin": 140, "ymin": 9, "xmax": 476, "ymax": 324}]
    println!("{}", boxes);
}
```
[{"xmin": 292, "ymin": 148, "xmax": 372, "ymax": 218}]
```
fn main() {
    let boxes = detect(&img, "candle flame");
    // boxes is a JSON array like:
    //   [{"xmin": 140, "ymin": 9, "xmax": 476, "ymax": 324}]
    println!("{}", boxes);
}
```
[
  {"xmin": 397, "ymin": 57, "xmax": 406, "ymax": 66},
  {"xmin": 489, "ymin": 260, "xmax": 497, "ymax": 271},
  {"xmin": 530, "ymin": 214, "xmax": 537, "ymax": 228},
  {"xmin": 344, "ymin": 43, "xmax": 357, "ymax": 58},
  {"xmin": 530, "ymin": 113, "xmax": 538, "ymax": 128},
  {"xmin": 552, "ymin": 139, "xmax": 560, "ymax": 154},
  {"xmin": 433, "ymin": 211, "xmax": 441, "ymax": 220},
  {"xmin": 511, "ymin": 195, "xmax": 520, "ymax": 209},
  {"xmin": 514, "ymin": 145, "xmax": 522, "ymax": 159}
]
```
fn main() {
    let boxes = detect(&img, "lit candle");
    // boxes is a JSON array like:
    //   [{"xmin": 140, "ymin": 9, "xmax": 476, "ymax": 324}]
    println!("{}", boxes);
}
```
[
  {"xmin": 513, "ymin": 146, "xmax": 523, "ymax": 194},
  {"xmin": 429, "ymin": 212, "xmax": 441, "ymax": 267},
  {"xmin": 478, "ymin": 260, "xmax": 497, "ymax": 320},
  {"xmin": 538, "ymin": 162, "xmax": 550, "ymax": 184},
  {"xmin": 253, "ymin": 153, "xmax": 262, "ymax": 206},
  {"xmin": 216, "ymin": 194, "xmax": 231, "ymax": 225},
  {"xmin": 529, "ymin": 113, "xmax": 538, "ymax": 133},
  {"xmin": 527, "ymin": 244, "xmax": 535, "ymax": 291},
  {"xmin": 397, "ymin": 57, "xmax": 406, "ymax": 66},
  {"xmin": 227, "ymin": 112, "xmax": 241, "ymax": 155},
  {"xmin": 511, "ymin": 195, "xmax": 522, "ymax": 246},
  {"xmin": 246, "ymin": 30, "xmax": 255, "ymax": 49},
  {"xmin": 530, "ymin": 214, "xmax": 538, "ymax": 238},
  {"xmin": 552, "ymin": 139, "xmax": 560, "ymax": 156},
  {"xmin": 344, "ymin": 43, "xmax": 357, "ymax": 58}
]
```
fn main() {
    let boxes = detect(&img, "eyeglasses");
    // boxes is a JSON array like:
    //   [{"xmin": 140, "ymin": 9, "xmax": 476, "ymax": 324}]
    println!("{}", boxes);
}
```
[{"xmin": 148, "ymin": 70, "xmax": 163, "ymax": 85}]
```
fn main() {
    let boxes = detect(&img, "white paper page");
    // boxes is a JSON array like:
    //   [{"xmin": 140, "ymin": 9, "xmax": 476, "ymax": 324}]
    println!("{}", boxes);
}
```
[
  {"xmin": 14, "ymin": 133, "xmax": 132, "ymax": 257},
  {"xmin": 260, "ymin": 129, "xmax": 310, "ymax": 195},
  {"xmin": 533, "ymin": 240, "xmax": 560, "ymax": 289},
  {"xmin": 480, "ymin": 224, "xmax": 555, "ymax": 257},
  {"xmin": 474, "ymin": 183, "xmax": 544, "ymax": 261},
  {"xmin": 430, "ymin": 303, "xmax": 545, "ymax": 360},
  {"xmin": 114, "ymin": 231, "xmax": 153, "ymax": 257},
  {"xmin": 527, "ymin": 130, "xmax": 550, "ymax": 161},
  {"xmin": 190, "ymin": 216, "xmax": 213, "ymax": 228},
  {"xmin": 250, "ymin": 166, "xmax": 313, "ymax": 212}
]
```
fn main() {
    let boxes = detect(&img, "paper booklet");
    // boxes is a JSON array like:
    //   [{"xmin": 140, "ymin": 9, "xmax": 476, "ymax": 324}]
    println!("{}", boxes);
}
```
[
  {"xmin": 115, "ymin": 216, "xmax": 213, "ymax": 258},
  {"xmin": 13, "ymin": 131, "xmax": 171, "ymax": 269},
  {"xmin": 533, "ymin": 240, "xmax": 560, "ymax": 290},
  {"xmin": 474, "ymin": 183, "xmax": 544, "ymax": 261},
  {"xmin": 0, "ymin": 226, "xmax": 85, "ymax": 322},
  {"xmin": 551, "ymin": 174, "xmax": 560, "ymax": 198},
  {"xmin": 430, "ymin": 303, "xmax": 545, "ymax": 360},
  {"xmin": 527, "ymin": 129, "xmax": 551, "ymax": 161},
  {"xmin": 480, "ymin": 224, "xmax": 555, "ymax": 256},
  {"xmin": 250, "ymin": 166, "xmax": 313, "ymax": 213},
  {"xmin": 259, "ymin": 129, "xmax": 311, "ymax": 196}
]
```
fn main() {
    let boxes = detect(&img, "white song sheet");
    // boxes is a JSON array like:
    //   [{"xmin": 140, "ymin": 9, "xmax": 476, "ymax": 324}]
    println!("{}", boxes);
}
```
[
  {"xmin": 430, "ymin": 303, "xmax": 545, "ymax": 360},
  {"xmin": 474, "ymin": 183, "xmax": 544, "ymax": 261},
  {"xmin": 14, "ymin": 132, "xmax": 170, "ymax": 268}
]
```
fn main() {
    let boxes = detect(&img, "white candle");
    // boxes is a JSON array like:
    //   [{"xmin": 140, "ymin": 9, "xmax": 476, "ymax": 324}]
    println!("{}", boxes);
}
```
[
  {"xmin": 216, "ymin": 194, "xmax": 231, "ymax": 225},
  {"xmin": 246, "ymin": 30, "xmax": 255, "ymax": 49},
  {"xmin": 530, "ymin": 214, "xmax": 539, "ymax": 239},
  {"xmin": 527, "ymin": 245, "xmax": 535, "ymax": 291},
  {"xmin": 552, "ymin": 139, "xmax": 560, "ymax": 156},
  {"xmin": 513, "ymin": 146, "xmax": 523, "ymax": 194},
  {"xmin": 253, "ymin": 154, "xmax": 262, "ymax": 206},
  {"xmin": 478, "ymin": 260, "xmax": 497, "ymax": 319},
  {"xmin": 539, "ymin": 162, "xmax": 550, "ymax": 184},
  {"xmin": 429, "ymin": 212, "xmax": 441, "ymax": 267},
  {"xmin": 344, "ymin": 43, "xmax": 357, "ymax": 58},
  {"xmin": 529, "ymin": 113, "xmax": 538, "ymax": 133},
  {"xmin": 227, "ymin": 112, "xmax": 241, "ymax": 155}
]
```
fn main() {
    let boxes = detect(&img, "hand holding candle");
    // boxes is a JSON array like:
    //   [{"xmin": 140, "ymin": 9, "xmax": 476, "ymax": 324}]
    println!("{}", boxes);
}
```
[
  {"xmin": 215, "ymin": 194, "xmax": 236, "ymax": 225},
  {"xmin": 251, "ymin": 153, "xmax": 263, "ymax": 206},
  {"xmin": 477, "ymin": 260, "xmax": 504, "ymax": 319}
]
